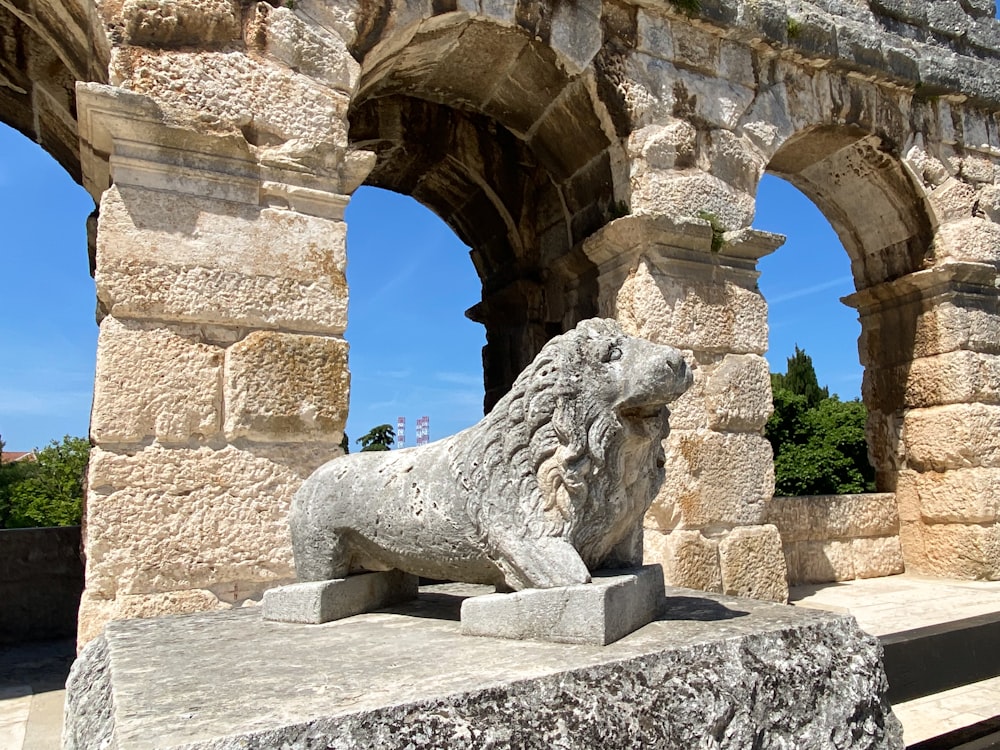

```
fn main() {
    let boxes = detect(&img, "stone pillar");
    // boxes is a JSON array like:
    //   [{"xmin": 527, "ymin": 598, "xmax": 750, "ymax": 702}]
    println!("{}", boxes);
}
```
[
  {"xmin": 582, "ymin": 215, "xmax": 789, "ymax": 602},
  {"xmin": 845, "ymin": 260, "xmax": 1000, "ymax": 579},
  {"xmin": 75, "ymin": 83, "xmax": 370, "ymax": 642}
]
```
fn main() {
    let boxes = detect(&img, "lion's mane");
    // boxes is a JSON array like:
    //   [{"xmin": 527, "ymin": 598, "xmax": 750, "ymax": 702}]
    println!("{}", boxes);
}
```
[{"xmin": 449, "ymin": 319, "xmax": 665, "ymax": 573}]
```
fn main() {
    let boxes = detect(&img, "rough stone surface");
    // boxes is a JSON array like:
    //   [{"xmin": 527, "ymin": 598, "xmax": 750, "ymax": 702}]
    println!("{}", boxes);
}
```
[
  {"xmin": 223, "ymin": 331, "xmax": 350, "ymax": 441},
  {"xmin": 90, "ymin": 317, "xmax": 223, "ymax": 445},
  {"xmin": 62, "ymin": 588, "xmax": 903, "ymax": 750},
  {"xmin": 644, "ymin": 528, "xmax": 723, "ymax": 593},
  {"xmin": 291, "ymin": 320, "xmax": 692, "ymax": 591},
  {"xmin": 460, "ymin": 566, "xmax": 666, "ymax": 645},
  {"xmin": 718, "ymin": 525, "xmax": 789, "ymax": 602},
  {"xmin": 262, "ymin": 571, "xmax": 418, "ymax": 624}
]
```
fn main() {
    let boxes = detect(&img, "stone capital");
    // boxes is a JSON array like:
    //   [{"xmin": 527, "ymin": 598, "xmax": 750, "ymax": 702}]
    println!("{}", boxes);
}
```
[
  {"xmin": 76, "ymin": 82, "xmax": 366, "ymax": 221},
  {"xmin": 842, "ymin": 261, "xmax": 1000, "ymax": 315}
]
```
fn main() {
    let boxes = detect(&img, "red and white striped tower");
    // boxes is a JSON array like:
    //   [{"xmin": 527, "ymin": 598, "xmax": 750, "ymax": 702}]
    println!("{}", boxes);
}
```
[{"xmin": 416, "ymin": 416, "xmax": 430, "ymax": 446}]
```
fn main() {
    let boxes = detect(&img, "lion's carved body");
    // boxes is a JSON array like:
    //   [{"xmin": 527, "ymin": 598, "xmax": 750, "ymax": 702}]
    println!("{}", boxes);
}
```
[{"xmin": 289, "ymin": 319, "xmax": 692, "ymax": 591}]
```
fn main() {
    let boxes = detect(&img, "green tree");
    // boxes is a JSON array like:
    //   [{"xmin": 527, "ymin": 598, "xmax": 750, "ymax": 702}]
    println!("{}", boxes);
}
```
[
  {"xmin": 766, "ymin": 350, "xmax": 875, "ymax": 497},
  {"xmin": 0, "ymin": 435, "xmax": 40, "ymax": 528},
  {"xmin": 357, "ymin": 424, "xmax": 394, "ymax": 452},
  {"xmin": 4, "ymin": 436, "xmax": 90, "ymax": 528},
  {"xmin": 771, "ymin": 345, "xmax": 829, "ymax": 408}
]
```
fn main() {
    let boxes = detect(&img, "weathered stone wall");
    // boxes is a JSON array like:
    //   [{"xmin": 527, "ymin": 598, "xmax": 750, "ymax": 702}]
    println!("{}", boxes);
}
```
[
  {"xmin": 0, "ymin": 527, "xmax": 84, "ymax": 643},
  {"xmin": 768, "ymin": 494, "xmax": 904, "ymax": 586},
  {"xmin": 4, "ymin": 0, "xmax": 1000, "ymax": 639}
]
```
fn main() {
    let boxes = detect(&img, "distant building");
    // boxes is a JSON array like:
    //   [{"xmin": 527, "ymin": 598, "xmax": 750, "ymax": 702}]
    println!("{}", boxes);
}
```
[{"xmin": 1, "ymin": 451, "xmax": 36, "ymax": 464}]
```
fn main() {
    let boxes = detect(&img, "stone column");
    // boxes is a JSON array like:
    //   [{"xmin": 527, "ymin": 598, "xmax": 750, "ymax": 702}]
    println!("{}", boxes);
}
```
[
  {"xmin": 582, "ymin": 215, "xmax": 789, "ymax": 602},
  {"xmin": 75, "ymin": 83, "xmax": 370, "ymax": 642},
  {"xmin": 845, "ymin": 260, "xmax": 1000, "ymax": 579}
]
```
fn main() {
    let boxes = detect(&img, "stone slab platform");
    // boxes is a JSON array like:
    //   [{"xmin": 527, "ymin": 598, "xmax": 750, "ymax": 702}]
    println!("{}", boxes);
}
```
[{"xmin": 64, "ymin": 585, "xmax": 903, "ymax": 750}]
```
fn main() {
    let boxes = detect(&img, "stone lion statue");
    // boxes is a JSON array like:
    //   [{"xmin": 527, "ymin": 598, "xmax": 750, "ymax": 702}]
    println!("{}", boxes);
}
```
[{"xmin": 289, "ymin": 318, "xmax": 692, "ymax": 591}]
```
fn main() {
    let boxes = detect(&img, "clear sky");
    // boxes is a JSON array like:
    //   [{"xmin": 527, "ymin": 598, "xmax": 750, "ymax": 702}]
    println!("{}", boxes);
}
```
[{"xmin": 1, "ymin": 121, "xmax": 861, "ymax": 450}]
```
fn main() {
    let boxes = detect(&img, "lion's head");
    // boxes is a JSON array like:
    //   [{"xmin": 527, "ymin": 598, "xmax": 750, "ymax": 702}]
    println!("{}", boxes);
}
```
[{"xmin": 451, "ymin": 318, "xmax": 692, "ymax": 579}]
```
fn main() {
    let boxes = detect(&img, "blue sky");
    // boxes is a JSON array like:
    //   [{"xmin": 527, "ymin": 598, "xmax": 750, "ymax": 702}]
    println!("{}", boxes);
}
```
[{"xmin": 1, "ymin": 121, "xmax": 859, "ymax": 450}]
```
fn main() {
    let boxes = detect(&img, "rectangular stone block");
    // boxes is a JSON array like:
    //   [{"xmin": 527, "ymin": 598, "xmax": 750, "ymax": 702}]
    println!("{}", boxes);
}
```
[
  {"xmin": 644, "ymin": 528, "xmax": 722, "ymax": 593},
  {"xmin": 794, "ymin": 540, "xmax": 856, "ymax": 584},
  {"xmin": 896, "ymin": 468, "xmax": 1000, "ymax": 524},
  {"xmin": 83, "ymin": 443, "xmax": 337, "ymax": 603},
  {"xmin": 611, "ymin": 257, "xmax": 768, "ymax": 356},
  {"xmin": 96, "ymin": 185, "xmax": 349, "ymax": 333},
  {"xmin": 224, "ymin": 331, "xmax": 349, "ymax": 442},
  {"xmin": 64, "ymin": 590, "xmax": 903, "ymax": 750},
  {"xmin": 863, "ymin": 350, "xmax": 1000, "ymax": 411},
  {"xmin": 91, "ymin": 317, "xmax": 223, "ymax": 445},
  {"xmin": 718, "ymin": 525, "xmax": 788, "ymax": 602},
  {"xmin": 902, "ymin": 403, "xmax": 1000, "ymax": 472},
  {"xmin": 460, "ymin": 567, "xmax": 665, "ymax": 646},
  {"xmin": 653, "ymin": 429, "xmax": 773, "ymax": 529},
  {"xmin": 852, "ymin": 536, "xmax": 904, "ymax": 579},
  {"xmin": 262, "ymin": 571, "xmax": 418, "ymax": 624},
  {"xmin": 918, "ymin": 521, "xmax": 1000, "ymax": 579}
]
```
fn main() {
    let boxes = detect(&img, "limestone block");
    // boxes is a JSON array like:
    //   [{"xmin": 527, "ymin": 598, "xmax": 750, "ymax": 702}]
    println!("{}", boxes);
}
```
[
  {"xmin": 706, "ymin": 128, "xmax": 766, "ymax": 196},
  {"xmin": 934, "ymin": 217, "xmax": 1000, "ymax": 264},
  {"xmin": 614, "ymin": 259, "xmax": 768, "ymax": 356},
  {"xmin": 91, "ymin": 317, "xmax": 223, "ymax": 445},
  {"xmin": 864, "ymin": 350, "xmax": 1000, "ymax": 411},
  {"xmin": 852, "ymin": 536, "xmax": 905, "ymax": 579},
  {"xmin": 670, "ymin": 21, "xmax": 720, "ymax": 74},
  {"xmin": 64, "ymin": 599, "xmax": 903, "ymax": 750},
  {"xmin": 768, "ymin": 494, "xmax": 899, "ymax": 544},
  {"xmin": 795, "ymin": 540, "xmax": 855, "ymax": 584},
  {"xmin": 460, "ymin": 567, "xmax": 666, "ymax": 645},
  {"xmin": 960, "ymin": 153, "xmax": 996, "ymax": 184},
  {"xmin": 902, "ymin": 403, "xmax": 1000, "ymax": 471},
  {"xmin": 919, "ymin": 522, "xmax": 1000, "ymax": 579},
  {"xmin": 548, "ymin": 0, "xmax": 601, "ymax": 75},
  {"xmin": 224, "ymin": 332, "xmax": 349, "ymax": 441},
  {"xmin": 248, "ymin": 4, "xmax": 359, "ymax": 93},
  {"xmin": 718, "ymin": 525, "xmax": 788, "ymax": 602},
  {"xmin": 897, "ymin": 520, "xmax": 928, "ymax": 573},
  {"xmin": 115, "ymin": 49, "xmax": 350, "ymax": 146},
  {"xmin": 928, "ymin": 178, "xmax": 978, "ymax": 221},
  {"xmin": 632, "ymin": 121, "xmax": 697, "ymax": 171},
  {"xmin": 97, "ymin": 186, "xmax": 348, "ymax": 333},
  {"xmin": 645, "ymin": 528, "xmax": 722, "ymax": 593},
  {"xmin": 262, "ymin": 572, "xmax": 418, "ymax": 624},
  {"xmin": 766, "ymin": 496, "xmax": 813, "ymax": 543},
  {"xmin": 651, "ymin": 430, "xmax": 773, "ymax": 529},
  {"xmin": 979, "ymin": 184, "xmax": 1000, "ymax": 223},
  {"xmin": 858, "ymin": 301, "xmax": 1000, "ymax": 367},
  {"xmin": 83, "ymin": 443, "xmax": 334, "ymax": 601},
  {"xmin": 895, "ymin": 468, "xmax": 1000, "ymax": 523},
  {"xmin": 630, "ymin": 170, "xmax": 755, "ymax": 231},
  {"xmin": 636, "ymin": 8, "xmax": 673, "ymax": 59},
  {"xmin": 122, "ymin": 0, "xmax": 240, "ymax": 48},
  {"xmin": 703, "ymin": 353, "xmax": 772, "ymax": 431}
]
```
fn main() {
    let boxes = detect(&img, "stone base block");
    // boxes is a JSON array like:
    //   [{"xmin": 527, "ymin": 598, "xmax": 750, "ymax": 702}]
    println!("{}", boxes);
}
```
[
  {"xmin": 64, "ymin": 585, "xmax": 903, "ymax": 750},
  {"xmin": 261, "ymin": 570, "xmax": 418, "ymax": 624},
  {"xmin": 460, "ymin": 566, "xmax": 665, "ymax": 645}
]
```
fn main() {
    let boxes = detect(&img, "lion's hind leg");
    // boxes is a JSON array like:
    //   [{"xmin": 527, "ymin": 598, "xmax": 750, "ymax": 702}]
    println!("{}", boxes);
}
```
[{"xmin": 291, "ymin": 525, "xmax": 352, "ymax": 582}]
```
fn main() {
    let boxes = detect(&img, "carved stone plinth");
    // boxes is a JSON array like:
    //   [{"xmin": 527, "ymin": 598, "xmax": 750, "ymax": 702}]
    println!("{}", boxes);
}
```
[
  {"xmin": 261, "ymin": 571, "xmax": 418, "ymax": 624},
  {"xmin": 63, "ymin": 586, "xmax": 903, "ymax": 750},
  {"xmin": 460, "ymin": 566, "xmax": 666, "ymax": 645}
]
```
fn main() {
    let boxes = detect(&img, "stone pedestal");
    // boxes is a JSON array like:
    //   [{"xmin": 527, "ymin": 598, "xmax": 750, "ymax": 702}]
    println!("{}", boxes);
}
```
[{"xmin": 64, "ymin": 585, "xmax": 902, "ymax": 750}]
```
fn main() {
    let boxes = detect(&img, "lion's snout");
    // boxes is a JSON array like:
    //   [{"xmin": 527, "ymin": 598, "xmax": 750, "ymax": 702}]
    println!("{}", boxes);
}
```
[{"xmin": 617, "ymin": 341, "xmax": 692, "ymax": 414}]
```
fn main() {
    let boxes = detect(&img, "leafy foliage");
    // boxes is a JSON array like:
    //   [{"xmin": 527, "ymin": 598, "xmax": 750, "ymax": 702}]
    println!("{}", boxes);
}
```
[
  {"xmin": 0, "ymin": 436, "xmax": 90, "ymax": 528},
  {"xmin": 357, "ymin": 424, "xmax": 395, "ymax": 452},
  {"xmin": 766, "ymin": 351, "xmax": 875, "ymax": 497}
]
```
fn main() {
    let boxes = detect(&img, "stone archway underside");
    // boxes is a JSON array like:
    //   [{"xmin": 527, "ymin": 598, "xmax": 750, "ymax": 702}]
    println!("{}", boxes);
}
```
[{"xmin": 8, "ymin": 0, "xmax": 1000, "ymax": 640}]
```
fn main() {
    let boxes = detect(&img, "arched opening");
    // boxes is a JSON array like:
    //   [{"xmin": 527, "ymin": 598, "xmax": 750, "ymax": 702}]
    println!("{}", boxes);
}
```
[
  {"xmin": 756, "ymin": 174, "xmax": 872, "ymax": 496},
  {"xmin": 343, "ymin": 186, "xmax": 485, "ymax": 446},
  {"xmin": 0, "ymin": 122, "xmax": 96, "ymax": 452},
  {"xmin": 348, "ymin": 16, "xmax": 627, "ymax": 410}
]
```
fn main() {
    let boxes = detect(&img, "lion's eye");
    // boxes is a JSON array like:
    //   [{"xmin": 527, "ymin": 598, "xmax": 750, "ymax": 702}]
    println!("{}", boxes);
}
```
[{"xmin": 605, "ymin": 345, "xmax": 623, "ymax": 363}]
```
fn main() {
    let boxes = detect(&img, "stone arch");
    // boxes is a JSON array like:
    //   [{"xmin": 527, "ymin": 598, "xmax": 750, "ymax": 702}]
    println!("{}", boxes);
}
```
[
  {"xmin": 345, "ymin": 10, "xmax": 630, "ymax": 408},
  {"xmin": 0, "ymin": 0, "xmax": 107, "ymax": 180}
]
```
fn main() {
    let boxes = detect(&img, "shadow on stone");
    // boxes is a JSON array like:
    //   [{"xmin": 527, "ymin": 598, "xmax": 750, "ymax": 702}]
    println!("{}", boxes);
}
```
[{"xmin": 659, "ymin": 596, "xmax": 750, "ymax": 622}]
